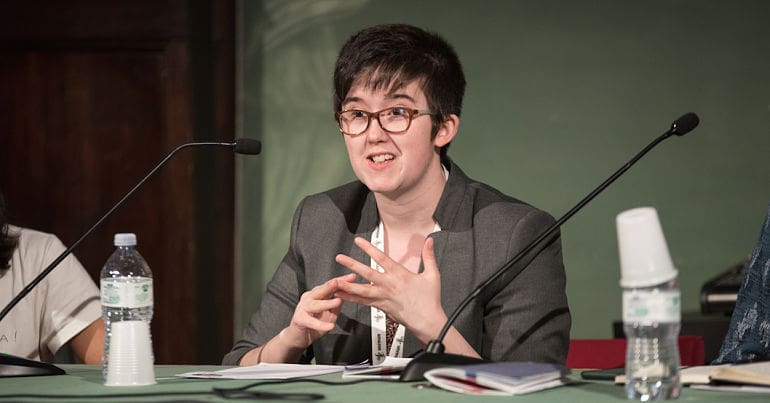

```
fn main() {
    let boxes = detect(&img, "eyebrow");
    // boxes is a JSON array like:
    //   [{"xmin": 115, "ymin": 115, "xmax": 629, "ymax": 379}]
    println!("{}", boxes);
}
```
[{"xmin": 342, "ymin": 92, "xmax": 417, "ymax": 108}]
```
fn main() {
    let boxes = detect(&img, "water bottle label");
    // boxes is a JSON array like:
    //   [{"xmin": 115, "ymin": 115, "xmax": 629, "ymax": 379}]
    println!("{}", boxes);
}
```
[
  {"xmin": 101, "ymin": 278, "xmax": 153, "ymax": 308},
  {"xmin": 622, "ymin": 289, "xmax": 680, "ymax": 323}
]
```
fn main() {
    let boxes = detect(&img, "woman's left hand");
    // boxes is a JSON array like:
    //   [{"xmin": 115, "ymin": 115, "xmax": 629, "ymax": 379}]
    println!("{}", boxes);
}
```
[{"xmin": 334, "ymin": 236, "xmax": 447, "ymax": 343}]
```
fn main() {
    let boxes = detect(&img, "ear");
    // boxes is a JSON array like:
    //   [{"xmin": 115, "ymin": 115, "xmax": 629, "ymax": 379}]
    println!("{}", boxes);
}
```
[{"xmin": 433, "ymin": 114, "xmax": 459, "ymax": 148}]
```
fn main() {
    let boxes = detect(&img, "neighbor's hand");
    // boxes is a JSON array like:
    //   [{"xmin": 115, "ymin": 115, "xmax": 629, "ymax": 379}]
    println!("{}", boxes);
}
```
[{"xmin": 334, "ymin": 237, "xmax": 446, "ymax": 344}]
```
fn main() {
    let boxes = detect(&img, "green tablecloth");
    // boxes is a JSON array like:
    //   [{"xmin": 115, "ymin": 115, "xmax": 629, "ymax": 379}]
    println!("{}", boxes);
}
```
[{"xmin": 0, "ymin": 365, "xmax": 767, "ymax": 402}]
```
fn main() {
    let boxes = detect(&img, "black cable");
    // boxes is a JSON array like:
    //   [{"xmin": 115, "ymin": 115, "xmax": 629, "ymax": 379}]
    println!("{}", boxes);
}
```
[{"xmin": 215, "ymin": 377, "xmax": 397, "ymax": 391}]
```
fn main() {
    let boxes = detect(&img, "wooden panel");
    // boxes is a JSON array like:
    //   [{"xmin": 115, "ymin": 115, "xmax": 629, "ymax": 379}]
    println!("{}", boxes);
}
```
[
  {"xmin": 0, "ymin": 0, "xmax": 188, "ymax": 41},
  {"xmin": 0, "ymin": 0, "xmax": 234, "ymax": 364}
]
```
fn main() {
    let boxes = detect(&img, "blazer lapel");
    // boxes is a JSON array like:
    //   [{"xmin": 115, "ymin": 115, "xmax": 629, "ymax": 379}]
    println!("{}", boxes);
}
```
[{"xmin": 347, "ymin": 192, "xmax": 379, "ymax": 351}]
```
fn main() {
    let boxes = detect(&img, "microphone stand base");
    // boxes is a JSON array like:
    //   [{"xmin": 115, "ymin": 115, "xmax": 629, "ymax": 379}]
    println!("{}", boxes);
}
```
[
  {"xmin": 399, "ymin": 351, "xmax": 488, "ymax": 382},
  {"xmin": 0, "ymin": 354, "xmax": 65, "ymax": 377}
]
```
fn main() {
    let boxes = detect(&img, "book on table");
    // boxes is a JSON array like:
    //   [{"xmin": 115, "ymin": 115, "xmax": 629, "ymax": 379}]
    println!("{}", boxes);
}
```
[
  {"xmin": 614, "ymin": 360, "xmax": 770, "ymax": 392},
  {"xmin": 424, "ymin": 361, "xmax": 570, "ymax": 396},
  {"xmin": 681, "ymin": 361, "xmax": 770, "ymax": 386}
]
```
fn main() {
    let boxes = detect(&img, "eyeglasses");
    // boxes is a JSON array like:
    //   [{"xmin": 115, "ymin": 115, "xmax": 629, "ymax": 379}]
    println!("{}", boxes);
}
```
[{"xmin": 335, "ymin": 107, "xmax": 434, "ymax": 136}]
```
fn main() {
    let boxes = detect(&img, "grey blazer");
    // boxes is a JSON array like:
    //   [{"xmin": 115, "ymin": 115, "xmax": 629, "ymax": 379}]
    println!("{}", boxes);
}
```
[{"xmin": 223, "ymin": 161, "xmax": 571, "ymax": 365}]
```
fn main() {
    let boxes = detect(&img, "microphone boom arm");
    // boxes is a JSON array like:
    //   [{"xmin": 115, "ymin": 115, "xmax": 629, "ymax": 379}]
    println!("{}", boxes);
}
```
[
  {"xmin": 428, "ymin": 129, "xmax": 677, "ymax": 352},
  {"xmin": 405, "ymin": 113, "xmax": 697, "ymax": 381},
  {"xmin": 0, "ymin": 141, "xmax": 243, "ymax": 323}
]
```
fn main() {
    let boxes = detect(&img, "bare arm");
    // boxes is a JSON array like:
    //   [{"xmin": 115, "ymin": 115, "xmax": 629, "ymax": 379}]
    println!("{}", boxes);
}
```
[{"xmin": 68, "ymin": 318, "xmax": 105, "ymax": 364}]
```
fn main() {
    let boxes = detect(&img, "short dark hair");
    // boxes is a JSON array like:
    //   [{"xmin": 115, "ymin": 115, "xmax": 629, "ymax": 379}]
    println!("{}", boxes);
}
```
[
  {"xmin": 0, "ymin": 190, "xmax": 18, "ymax": 271},
  {"xmin": 333, "ymin": 24, "xmax": 466, "ymax": 158}
]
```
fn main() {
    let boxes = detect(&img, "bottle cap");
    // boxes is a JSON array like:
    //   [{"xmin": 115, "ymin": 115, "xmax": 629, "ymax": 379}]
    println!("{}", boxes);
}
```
[
  {"xmin": 616, "ymin": 207, "xmax": 678, "ymax": 288},
  {"xmin": 114, "ymin": 233, "xmax": 137, "ymax": 247}
]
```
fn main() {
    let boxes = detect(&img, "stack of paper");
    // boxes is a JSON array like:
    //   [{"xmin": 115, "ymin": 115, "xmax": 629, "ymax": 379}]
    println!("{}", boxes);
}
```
[
  {"xmin": 343, "ymin": 357, "xmax": 412, "ymax": 379},
  {"xmin": 178, "ymin": 363, "xmax": 345, "ymax": 379}
]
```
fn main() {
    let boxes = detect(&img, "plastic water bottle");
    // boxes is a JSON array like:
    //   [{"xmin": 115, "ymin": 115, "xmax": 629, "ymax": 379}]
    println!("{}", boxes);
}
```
[
  {"xmin": 100, "ymin": 233, "xmax": 154, "ymax": 380},
  {"xmin": 622, "ymin": 279, "xmax": 682, "ymax": 400},
  {"xmin": 617, "ymin": 207, "xmax": 681, "ymax": 400}
]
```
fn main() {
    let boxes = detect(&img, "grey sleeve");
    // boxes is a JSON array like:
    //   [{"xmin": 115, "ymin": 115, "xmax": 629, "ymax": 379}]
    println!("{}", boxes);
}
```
[
  {"xmin": 483, "ymin": 209, "xmax": 571, "ymax": 363},
  {"xmin": 222, "ymin": 201, "xmax": 309, "ymax": 365}
]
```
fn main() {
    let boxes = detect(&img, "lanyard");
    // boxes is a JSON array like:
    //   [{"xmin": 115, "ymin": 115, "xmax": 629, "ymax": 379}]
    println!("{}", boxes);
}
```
[
  {"xmin": 369, "ymin": 220, "xmax": 441, "ymax": 364},
  {"xmin": 369, "ymin": 164, "xmax": 448, "ymax": 364}
]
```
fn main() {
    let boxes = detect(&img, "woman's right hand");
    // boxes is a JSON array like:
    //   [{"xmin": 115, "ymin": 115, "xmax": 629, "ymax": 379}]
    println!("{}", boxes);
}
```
[
  {"xmin": 239, "ymin": 273, "xmax": 358, "ymax": 365},
  {"xmin": 282, "ymin": 273, "xmax": 357, "ymax": 349}
]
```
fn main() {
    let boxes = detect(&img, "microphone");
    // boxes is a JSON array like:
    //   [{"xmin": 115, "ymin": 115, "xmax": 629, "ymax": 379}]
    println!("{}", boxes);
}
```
[
  {"xmin": 670, "ymin": 112, "xmax": 699, "ymax": 136},
  {"xmin": 399, "ymin": 113, "xmax": 700, "ymax": 382},
  {"xmin": 0, "ymin": 138, "xmax": 261, "ymax": 377},
  {"xmin": 234, "ymin": 138, "xmax": 262, "ymax": 155}
]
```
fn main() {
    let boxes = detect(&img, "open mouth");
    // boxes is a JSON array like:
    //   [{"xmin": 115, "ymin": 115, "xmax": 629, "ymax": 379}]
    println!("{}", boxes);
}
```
[{"xmin": 369, "ymin": 153, "xmax": 395, "ymax": 164}]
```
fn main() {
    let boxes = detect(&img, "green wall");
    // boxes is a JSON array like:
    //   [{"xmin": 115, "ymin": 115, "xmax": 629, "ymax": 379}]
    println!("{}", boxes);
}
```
[{"xmin": 235, "ymin": 0, "xmax": 770, "ymax": 340}]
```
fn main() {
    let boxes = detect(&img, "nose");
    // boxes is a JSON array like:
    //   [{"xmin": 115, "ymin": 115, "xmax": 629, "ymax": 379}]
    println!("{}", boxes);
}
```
[{"xmin": 365, "ymin": 116, "xmax": 389, "ymax": 143}]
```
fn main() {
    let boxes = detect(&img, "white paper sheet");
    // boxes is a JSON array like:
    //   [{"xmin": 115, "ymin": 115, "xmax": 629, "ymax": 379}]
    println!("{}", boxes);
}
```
[
  {"xmin": 343, "ymin": 356, "xmax": 412, "ymax": 379},
  {"xmin": 177, "ymin": 363, "xmax": 345, "ymax": 379}
]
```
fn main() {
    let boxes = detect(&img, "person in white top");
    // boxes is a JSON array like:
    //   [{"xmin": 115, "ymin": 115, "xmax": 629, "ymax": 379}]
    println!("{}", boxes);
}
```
[{"xmin": 0, "ymin": 190, "xmax": 104, "ymax": 363}]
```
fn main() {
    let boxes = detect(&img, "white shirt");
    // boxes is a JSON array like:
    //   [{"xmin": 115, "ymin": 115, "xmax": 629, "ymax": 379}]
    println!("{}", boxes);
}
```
[{"xmin": 0, "ymin": 226, "xmax": 100, "ymax": 361}]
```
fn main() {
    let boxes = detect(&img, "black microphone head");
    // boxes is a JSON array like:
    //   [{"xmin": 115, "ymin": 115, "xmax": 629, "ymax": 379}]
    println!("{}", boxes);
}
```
[
  {"xmin": 670, "ymin": 113, "xmax": 699, "ymax": 136},
  {"xmin": 234, "ymin": 138, "xmax": 262, "ymax": 155}
]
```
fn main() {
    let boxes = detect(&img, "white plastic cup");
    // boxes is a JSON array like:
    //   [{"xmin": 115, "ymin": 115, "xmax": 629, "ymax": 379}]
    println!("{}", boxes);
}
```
[
  {"xmin": 105, "ymin": 321, "xmax": 156, "ymax": 386},
  {"xmin": 616, "ymin": 207, "xmax": 678, "ymax": 288}
]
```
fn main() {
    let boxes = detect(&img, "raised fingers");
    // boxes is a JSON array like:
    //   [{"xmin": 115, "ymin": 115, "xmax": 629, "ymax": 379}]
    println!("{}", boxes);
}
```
[
  {"xmin": 299, "ymin": 296, "xmax": 342, "ymax": 315},
  {"xmin": 334, "ymin": 279, "xmax": 379, "ymax": 299},
  {"xmin": 306, "ymin": 277, "xmax": 342, "ymax": 299},
  {"xmin": 333, "ymin": 272, "xmax": 359, "ymax": 285},
  {"xmin": 335, "ymin": 253, "xmax": 377, "ymax": 282},
  {"xmin": 293, "ymin": 293, "xmax": 341, "ymax": 333},
  {"xmin": 352, "ymin": 237, "xmax": 396, "ymax": 271}
]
